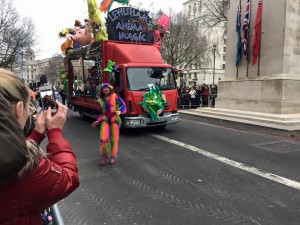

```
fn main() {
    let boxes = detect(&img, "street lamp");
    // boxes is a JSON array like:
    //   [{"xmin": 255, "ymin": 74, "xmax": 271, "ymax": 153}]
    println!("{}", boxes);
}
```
[
  {"xmin": 20, "ymin": 49, "xmax": 24, "ymax": 80},
  {"xmin": 212, "ymin": 44, "xmax": 217, "ymax": 84}
]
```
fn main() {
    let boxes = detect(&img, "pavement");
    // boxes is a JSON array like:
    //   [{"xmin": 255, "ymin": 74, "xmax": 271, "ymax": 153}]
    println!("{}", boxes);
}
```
[{"xmin": 48, "ymin": 110, "xmax": 300, "ymax": 225}]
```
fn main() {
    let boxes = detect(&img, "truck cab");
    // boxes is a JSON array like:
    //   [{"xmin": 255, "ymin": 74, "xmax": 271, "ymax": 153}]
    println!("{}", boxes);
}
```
[{"xmin": 102, "ymin": 41, "xmax": 179, "ymax": 128}]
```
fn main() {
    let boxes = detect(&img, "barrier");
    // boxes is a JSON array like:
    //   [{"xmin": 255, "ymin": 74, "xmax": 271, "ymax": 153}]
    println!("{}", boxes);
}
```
[
  {"xmin": 42, "ymin": 204, "xmax": 64, "ymax": 225},
  {"xmin": 51, "ymin": 204, "xmax": 64, "ymax": 225},
  {"xmin": 179, "ymin": 94, "xmax": 217, "ymax": 109}
]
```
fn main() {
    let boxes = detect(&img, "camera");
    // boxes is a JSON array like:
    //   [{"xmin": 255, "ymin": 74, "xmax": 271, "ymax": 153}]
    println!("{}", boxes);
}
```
[{"xmin": 39, "ymin": 85, "xmax": 57, "ymax": 113}]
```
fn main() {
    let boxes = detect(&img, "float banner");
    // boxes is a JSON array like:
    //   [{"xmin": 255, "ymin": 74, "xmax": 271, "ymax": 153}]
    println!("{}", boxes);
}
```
[{"xmin": 106, "ymin": 7, "xmax": 154, "ymax": 43}]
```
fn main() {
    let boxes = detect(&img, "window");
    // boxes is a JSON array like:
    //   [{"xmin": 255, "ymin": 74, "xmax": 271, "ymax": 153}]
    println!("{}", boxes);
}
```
[
  {"xmin": 189, "ymin": 5, "xmax": 191, "ymax": 12},
  {"xmin": 188, "ymin": 74, "xmax": 191, "ymax": 79},
  {"xmin": 222, "ymin": 64, "xmax": 226, "ymax": 70},
  {"xmin": 223, "ymin": 47, "xmax": 226, "ymax": 52},
  {"xmin": 126, "ymin": 67, "xmax": 176, "ymax": 91},
  {"xmin": 199, "ymin": 0, "xmax": 202, "ymax": 11},
  {"xmin": 223, "ymin": 55, "xmax": 226, "ymax": 61},
  {"xmin": 193, "ymin": 3, "xmax": 197, "ymax": 13},
  {"xmin": 194, "ymin": 73, "xmax": 197, "ymax": 79}
]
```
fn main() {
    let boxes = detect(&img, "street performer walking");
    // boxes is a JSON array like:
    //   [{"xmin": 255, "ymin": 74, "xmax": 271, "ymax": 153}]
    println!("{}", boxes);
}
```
[{"xmin": 92, "ymin": 83, "xmax": 126, "ymax": 166}]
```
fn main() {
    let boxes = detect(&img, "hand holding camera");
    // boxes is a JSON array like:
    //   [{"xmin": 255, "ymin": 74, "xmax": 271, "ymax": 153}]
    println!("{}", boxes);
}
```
[{"xmin": 35, "ymin": 101, "xmax": 68, "ymax": 134}]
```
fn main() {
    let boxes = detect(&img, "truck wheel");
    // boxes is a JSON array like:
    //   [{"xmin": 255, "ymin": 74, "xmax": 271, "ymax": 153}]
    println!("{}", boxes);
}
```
[{"xmin": 79, "ymin": 109, "xmax": 85, "ymax": 120}]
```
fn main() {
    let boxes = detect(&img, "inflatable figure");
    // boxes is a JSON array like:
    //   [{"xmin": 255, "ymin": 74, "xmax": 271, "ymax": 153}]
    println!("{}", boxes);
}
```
[{"xmin": 88, "ymin": 0, "xmax": 108, "ymax": 42}]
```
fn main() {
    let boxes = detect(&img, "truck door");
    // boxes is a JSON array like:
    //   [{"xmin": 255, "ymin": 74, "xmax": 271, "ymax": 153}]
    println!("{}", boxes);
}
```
[{"xmin": 108, "ymin": 68, "xmax": 125, "ymax": 99}]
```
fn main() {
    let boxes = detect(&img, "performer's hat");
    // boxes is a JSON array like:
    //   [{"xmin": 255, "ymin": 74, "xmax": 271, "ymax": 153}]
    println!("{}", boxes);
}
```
[{"xmin": 101, "ymin": 83, "xmax": 113, "ymax": 91}]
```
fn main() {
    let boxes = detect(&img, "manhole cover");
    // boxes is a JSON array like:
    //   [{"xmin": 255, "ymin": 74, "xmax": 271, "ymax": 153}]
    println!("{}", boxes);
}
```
[{"xmin": 253, "ymin": 140, "xmax": 300, "ymax": 153}]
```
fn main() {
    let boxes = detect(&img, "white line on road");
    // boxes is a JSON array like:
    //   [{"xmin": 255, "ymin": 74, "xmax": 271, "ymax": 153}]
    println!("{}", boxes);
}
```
[{"xmin": 150, "ymin": 134, "xmax": 300, "ymax": 191}]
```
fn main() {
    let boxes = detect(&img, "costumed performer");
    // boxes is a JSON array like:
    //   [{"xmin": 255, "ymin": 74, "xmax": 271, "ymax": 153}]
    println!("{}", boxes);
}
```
[{"xmin": 92, "ymin": 83, "xmax": 126, "ymax": 165}]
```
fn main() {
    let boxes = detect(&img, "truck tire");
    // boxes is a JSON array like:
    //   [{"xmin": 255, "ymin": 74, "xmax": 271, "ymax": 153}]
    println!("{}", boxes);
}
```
[{"xmin": 79, "ymin": 109, "xmax": 86, "ymax": 120}]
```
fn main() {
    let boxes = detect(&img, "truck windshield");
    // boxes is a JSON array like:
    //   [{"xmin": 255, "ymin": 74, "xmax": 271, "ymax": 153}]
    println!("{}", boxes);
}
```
[{"xmin": 126, "ymin": 68, "xmax": 176, "ymax": 91}]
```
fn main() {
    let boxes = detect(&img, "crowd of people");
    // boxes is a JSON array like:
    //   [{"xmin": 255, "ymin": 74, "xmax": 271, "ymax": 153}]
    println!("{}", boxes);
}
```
[{"xmin": 179, "ymin": 83, "xmax": 218, "ymax": 109}]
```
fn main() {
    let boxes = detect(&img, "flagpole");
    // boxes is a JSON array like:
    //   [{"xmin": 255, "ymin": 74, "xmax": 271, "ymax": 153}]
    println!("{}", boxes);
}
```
[
  {"xmin": 246, "ymin": 0, "xmax": 251, "ymax": 77},
  {"xmin": 236, "ymin": 0, "xmax": 242, "ymax": 78},
  {"xmin": 257, "ymin": 0, "xmax": 262, "ymax": 76},
  {"xmin": 257, "ymin": 33, "xmax": 262, "ymax": 77}
]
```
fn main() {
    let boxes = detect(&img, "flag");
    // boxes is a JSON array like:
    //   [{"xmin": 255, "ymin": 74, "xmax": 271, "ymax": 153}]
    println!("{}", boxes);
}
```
[
  {"xmin": 236, "ymin": 3, "xmax": 243, "ymax": 67},
  {"xmin": 156, "ymin": 13, "xmax": 171, "ymax": 32},
  {"xmin": 252, "ymin": 0, "xmax": 263, "ymax": 65},
  {"xmin": 242, "ymin": 0, "xmax": 251, "ymax": 59}
]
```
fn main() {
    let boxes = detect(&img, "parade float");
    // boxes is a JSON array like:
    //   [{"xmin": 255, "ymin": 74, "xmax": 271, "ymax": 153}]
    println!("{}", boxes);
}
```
[{"xmin": 59, "ymin": 0, "xmax": 179, "ymax": 128}]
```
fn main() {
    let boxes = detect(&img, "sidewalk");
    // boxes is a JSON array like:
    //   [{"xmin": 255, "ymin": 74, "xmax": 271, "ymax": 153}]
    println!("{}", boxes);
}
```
[{"xmin": 179, "ymin": 107, "xmax": 300, "ymax": 131}]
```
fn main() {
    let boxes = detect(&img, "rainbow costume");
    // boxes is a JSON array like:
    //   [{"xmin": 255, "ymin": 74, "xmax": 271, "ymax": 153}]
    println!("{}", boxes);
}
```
[{"xmin": 96, "ymin": 84, "xmax": 126, "ymax": 163}]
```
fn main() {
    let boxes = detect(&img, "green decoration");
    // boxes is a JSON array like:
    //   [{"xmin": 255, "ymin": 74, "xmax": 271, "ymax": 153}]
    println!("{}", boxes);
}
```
[
  {"xmin": 117, "ymin": 0, "xmax": 130, "ymax": 4},
  {"xmin": 63, "ymin": 80, "xmax": 69, "ymax": 93},
  {"xmin": 103, "ymin": 60, "xmax": 116, "ymax": 73},
  {"xmin": 59, "ymin": 68, "xmax": 68, "ymax": 82},
  {"xmin": 139, "ymin": 86, "xmax": 166, "ymax": 122}
]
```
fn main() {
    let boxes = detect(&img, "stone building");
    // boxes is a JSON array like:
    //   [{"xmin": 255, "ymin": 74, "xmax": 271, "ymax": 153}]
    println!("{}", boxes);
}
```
[
  {"xmin": 14, "ymin": 48, "xmax": 51, "ymax": 88},
  {"xmin": 182, "ymin": 0, "xmax": 227, "ymax": 86}
]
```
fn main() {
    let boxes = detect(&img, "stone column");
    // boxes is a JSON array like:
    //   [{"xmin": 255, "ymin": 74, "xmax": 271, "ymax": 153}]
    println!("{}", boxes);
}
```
[{"xmin": 217, "ymin": 0, "xmax": 300, "ymax": 114}]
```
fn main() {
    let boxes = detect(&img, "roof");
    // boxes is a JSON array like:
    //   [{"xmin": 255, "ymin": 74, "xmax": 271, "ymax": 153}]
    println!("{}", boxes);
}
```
[{"xmin": 105, "ymin": 42, "xmax": 163, "ymax": 65}]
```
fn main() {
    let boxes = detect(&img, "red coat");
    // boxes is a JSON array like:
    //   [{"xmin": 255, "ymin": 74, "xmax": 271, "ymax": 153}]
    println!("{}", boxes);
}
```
[
  {"xmin": 0, "ymin": 129, "xmax": 79, "ymax": 225},
  {"xmin": 202, "ymin": 90, "xmax": 210, "ymax": 101}
]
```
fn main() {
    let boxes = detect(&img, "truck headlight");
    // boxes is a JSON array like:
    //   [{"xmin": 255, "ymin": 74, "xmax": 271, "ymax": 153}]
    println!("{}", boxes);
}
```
[{"xmin": 171, "ymin": 115, "xmax": 179, "ymax": 121}]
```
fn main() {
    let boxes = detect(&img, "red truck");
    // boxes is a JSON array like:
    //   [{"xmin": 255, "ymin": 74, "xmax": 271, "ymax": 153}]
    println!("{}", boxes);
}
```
[{"xmin": 65, "ymin": 7, "xmax": 179, "ymax": 129}]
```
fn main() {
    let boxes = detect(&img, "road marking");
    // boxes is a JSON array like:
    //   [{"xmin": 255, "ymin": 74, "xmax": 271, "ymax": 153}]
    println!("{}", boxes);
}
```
[{"xmin": 151, "ymin": 134, "xmax": 300, "ymax": 191}]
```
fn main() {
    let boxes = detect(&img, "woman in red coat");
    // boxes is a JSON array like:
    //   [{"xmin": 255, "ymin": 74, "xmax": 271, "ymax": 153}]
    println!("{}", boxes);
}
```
[{"xmin": 0, "ymin": 69, "xmax": 79, "ymax": 225}]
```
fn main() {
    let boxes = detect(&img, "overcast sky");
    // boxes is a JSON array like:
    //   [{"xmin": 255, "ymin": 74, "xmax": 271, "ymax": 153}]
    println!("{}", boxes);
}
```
[{"xmin": 13, "ymin": 0, "xmax": 185, "ymax": 59}]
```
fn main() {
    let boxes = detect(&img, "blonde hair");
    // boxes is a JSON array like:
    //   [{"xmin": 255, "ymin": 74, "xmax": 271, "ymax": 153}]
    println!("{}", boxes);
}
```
[{"xmin": 0, "ymin": 68, "xmax": 46, "ymax": 177}]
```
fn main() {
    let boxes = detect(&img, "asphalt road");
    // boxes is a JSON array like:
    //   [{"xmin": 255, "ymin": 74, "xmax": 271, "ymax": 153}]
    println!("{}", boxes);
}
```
[{"xmin": 53, "ymin": 110, "xmax": 300, "ymax": 225}]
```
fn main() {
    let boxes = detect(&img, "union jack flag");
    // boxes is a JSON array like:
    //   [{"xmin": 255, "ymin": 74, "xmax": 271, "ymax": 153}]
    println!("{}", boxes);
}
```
[{"xmin": 242, "ymin": 0, "xmax": 251, "ymax": 59}]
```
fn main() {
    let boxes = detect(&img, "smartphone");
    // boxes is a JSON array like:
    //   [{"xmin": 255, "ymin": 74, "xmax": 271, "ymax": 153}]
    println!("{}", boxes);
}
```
[{"xmin": 39, "ymin": 85, "xmax": 57, "ymax": 113}]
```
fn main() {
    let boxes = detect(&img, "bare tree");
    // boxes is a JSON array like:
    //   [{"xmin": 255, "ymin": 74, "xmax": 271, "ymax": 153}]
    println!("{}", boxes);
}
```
[
  {"xmin": 0, "ymin": 0, "xmax": 37, "ymax": 68},
  {"xmin": 202, "ymin": 0, "xmax": 230, "ymax": 28},
  {"xmin": 161, "ymin": 13, "xmax": 209, "ymax": 70},
  {"xmin": 44, "ymin": 54, "xmax": 63, "ymax": 86}
]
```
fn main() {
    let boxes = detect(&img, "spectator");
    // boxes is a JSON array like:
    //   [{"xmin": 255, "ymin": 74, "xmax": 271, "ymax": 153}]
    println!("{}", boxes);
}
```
[
  {"xmin": 35, "ymin": 88, "xmax": 42, "ymax": 109},
  {"xmin": 0, "ymin": 69, "xmax": 79, "ymax": 225},
  {"xmin": 59, "ymin": 88, "xmax": 67, "ymax": 105},
  {"xmin": 210, "ymin": 84, "xmax": 218, "ymax": 108},
  {"xmin": 195, "ymin": 86, "xmax": 202, "ymax": 107},
  {"xmin": 202, "ymin": 85, "xmax": 210, "ymax": 107},
  {"xmin": 0, "ymin": 93, "xmax": 27, "ymax": 183},
  {"xmin": 189, "ymin": 87, "xmax": 197, "ymax": 109}
]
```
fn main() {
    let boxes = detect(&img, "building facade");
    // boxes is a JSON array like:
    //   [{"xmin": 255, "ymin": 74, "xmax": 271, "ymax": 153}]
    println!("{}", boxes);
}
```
[
  {"xmin": 13, "ymin": 48, "xmax": 53, "ymax": 88},
  {"xmin": 182, "ymin": 0, "xmax": 227, "ymax": 86}
]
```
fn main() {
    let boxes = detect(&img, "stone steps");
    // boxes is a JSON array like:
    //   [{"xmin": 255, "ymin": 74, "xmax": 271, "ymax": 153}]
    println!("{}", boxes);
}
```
[{"xmin": 179, "ymin": 108, "xmax": 300, "ymax": 131}]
